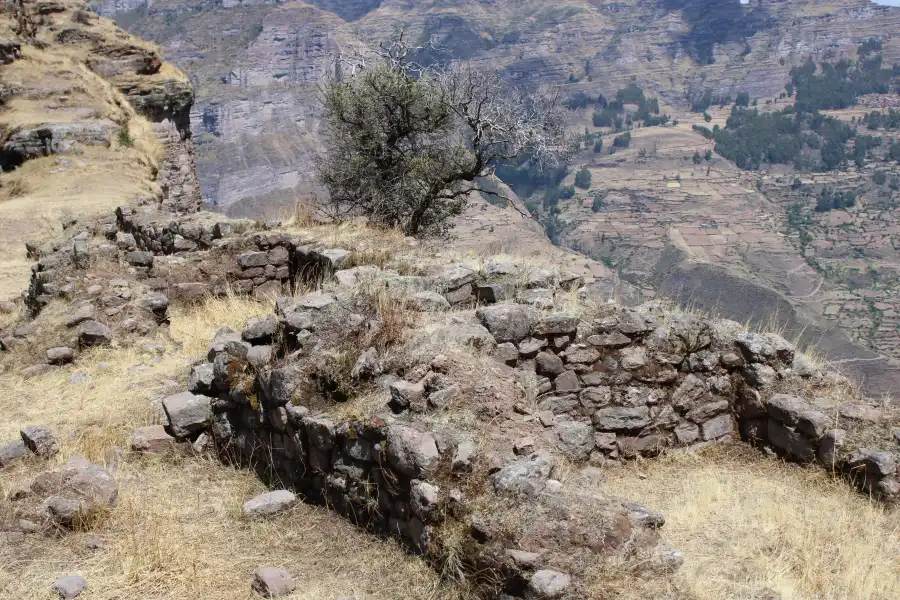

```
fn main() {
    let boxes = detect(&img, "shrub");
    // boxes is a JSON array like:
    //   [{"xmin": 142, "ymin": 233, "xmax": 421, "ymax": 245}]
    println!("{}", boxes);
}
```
[
  {"xmin": 117, "ymin": 127, "xmax": 134, "ymax": 148},
  {"xmin": 593, "ymin": 139, "xmax": 603, "ymax": 153},
  {"xmin": 704, "ymin": 112, "xmax": 712, "ymax": 122},
  {"xmin": 574, "ymin": 167, "xmax": 592, "ymax": 189},
  {"xmin": 317, "ymin": 34, "xmax": 571, "ymax": 237},
  {"xmin": 873, "ymin": 170, "xmax": 887, "ymax": 185},
  {"xmin": 613, "ymin": 132, "xmax": 632, "ymax": 148}
]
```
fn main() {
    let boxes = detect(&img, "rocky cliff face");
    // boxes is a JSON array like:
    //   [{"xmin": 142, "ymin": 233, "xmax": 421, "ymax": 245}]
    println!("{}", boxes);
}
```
[
  {"xmin": 1, "ymin": 0, "xmax": 201, "ymax": 214},
  {"xmin": 94, "ymin": 0, "xmax": 900, "ymax": 212}
]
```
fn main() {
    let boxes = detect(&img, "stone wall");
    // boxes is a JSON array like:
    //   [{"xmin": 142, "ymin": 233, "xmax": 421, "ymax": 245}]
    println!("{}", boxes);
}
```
[{"xmin": 146, "ymin": 261, "xmax": 898, "ymax": 597}]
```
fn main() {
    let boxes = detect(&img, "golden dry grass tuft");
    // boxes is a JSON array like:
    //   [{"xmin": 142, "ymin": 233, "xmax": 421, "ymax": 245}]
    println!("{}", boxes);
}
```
[{"xmin": 602, "ymin": 445, "xmax": 900, "ymax": 600}]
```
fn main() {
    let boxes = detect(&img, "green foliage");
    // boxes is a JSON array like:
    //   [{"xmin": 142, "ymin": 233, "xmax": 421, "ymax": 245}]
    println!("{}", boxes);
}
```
[
  {"xmin": 703, "ymin": 112, "xmax": 712, "ymax": 122},
  {"xmin": 693, "ymin": 125, "xmax": 714, "ymax": 139},
  {"xmin": 859, "ymin": 38, "xmax": 883, "ymax": 57},
  {"xmin": 735, "ymin": 92, "xmax": 750, "ymax": 107},
  {"xmin": 862, "ymin": 108, "xmax": 900, "ymax": 130},
  {"xmin": 593, "ymin": 139, "xmax": 603, "ymax": 153},
  {"xmin": 890, "ymin": 141, "xmax": 900, "ymax": 162},
  {"xmin": 496, "ymin": 160, "xmax": 567, "ymax": 198},
  {"xmin": 591, "ymin": 193, "xmax": 605, "ymax": 213},
  {"xmin": 704, "ymin": 149, "xmax": 713, "ymax": 161},
  {"xmin": 692, "ymin": 151, "xmax": 702, "ymax": 164},
  {"xmin": 574, "ymin": 167, "xmax": 592, "ymax": 189},
  {"xmin": 815, "ymin": 187, "xmax": 857, "ymax": 212},
  {"xmin": 872, "ymin": 169, "xmax": 887, "ymax": 185},
  {"xmin": 613, "ymin": 131, "xmax": 632, "ymax": 148},
  {"xmin": 711, "ymin": 106, "xmax": 855, "ymax": 171},
  {"xmin": 117, "ymin": 127, "xmax": 134, "ymax": 148},
  {"xmin": 790, "ymin": 48, "xmax": 900, "ymax": 112},
  {"xmin": 317, "ymin": 49, "xmax": 570, "ymax": 237},
  {"xmin": 543, "ymin": 184, "xmax": 576, "ymax": 209},
  {"xmin": 852, "ymin": 134, "xmax": 882, "ymax": 167},
  {"xmin": 616, "ymin": 83, "xmax": 646, "ymax": 104}
]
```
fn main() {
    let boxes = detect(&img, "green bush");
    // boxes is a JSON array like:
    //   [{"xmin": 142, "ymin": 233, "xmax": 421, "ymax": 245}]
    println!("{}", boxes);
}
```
[
  {"xmin": 574, "ymin": 167, "xmax": 592, "ymax": 189},
  {"xmin": 613, "ymin": 131, "xmax": 632, "ymax": 148}
]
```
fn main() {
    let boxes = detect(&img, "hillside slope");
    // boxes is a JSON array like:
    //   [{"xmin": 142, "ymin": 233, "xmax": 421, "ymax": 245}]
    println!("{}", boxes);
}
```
[{"xmin": 96, "ymin": 0, "xmax": 900, "ymax": 212}]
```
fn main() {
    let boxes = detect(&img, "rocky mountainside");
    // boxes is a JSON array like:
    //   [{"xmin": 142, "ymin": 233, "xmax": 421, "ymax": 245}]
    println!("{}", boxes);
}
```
[
  {"xmin": 95, "ymin": 0, "xmax": 900, "ymax": 214},
  {"xmin": 84, "ymin": 0, "xmax": 900, "ymax": 398}
]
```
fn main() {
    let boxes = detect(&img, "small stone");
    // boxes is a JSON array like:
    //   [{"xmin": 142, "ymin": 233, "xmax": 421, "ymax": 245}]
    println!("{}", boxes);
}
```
[
  {"xmin": 243, "ymin": 490, "xmax": 298, "ymax": 518},
  {"xmin": 452, "ymin": 440, "xmax": 476, "ymax": 473},
  {"xmin": 20, "ymin": 425, "xmax": 59, "ymax": 458},
  {"xmin": 838, "ymin": 403, "xmax": 882, "ymax": 423},
  {"xmin": 700, "ymin": 414, "xmax": 734, "ymax": 441},
  {"xmin": 131, "ymin": 425, "xmax": 175, "ymax": 453},
  {"xmin": 251, "ymin": 567, "xmax": 296, "ymax": 598},
  {"xmin": 492, "ymin": 342, "xmax": 520, "ymax": 365},
  {"xmin": 388, "ymin": 380, "xmax": 426, "ymax": 413},
  {"xmin": 242, "ymin": 315, "xmax": 279, "ymax": 344},
  {"xmin": 52, "ymin": 575, "xmax": 87, "ymax": 599},
  {"xmin": 514, "ymin": 437, "xmax": 536, "ymax": 456},
  {"xmin": 77, "ymin": 320, "xmax": 112, "ymax": 348},
  {"xmin": 46, "ymin": 346, "xmax": 75, "ymax": 365},
  {"xmin": 554, "ymin": 370, "xmax": 581, "ymax": 393},
  {"xmin": 0, "ymin": 439, "xmax": 28, "ymax": 467},
  {"xmin": 535, "ymin": 351, "xmax": 564, "ymax": 377},
  {"xmin": 526, "ymin": 569, "xmax": 571, "ymax": 599}
]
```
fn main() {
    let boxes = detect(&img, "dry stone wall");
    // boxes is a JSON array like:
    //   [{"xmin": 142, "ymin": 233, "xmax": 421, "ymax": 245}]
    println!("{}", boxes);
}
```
[{"xmin": 145, "ymin": 259, "xmax": 898, "ymax": 597}]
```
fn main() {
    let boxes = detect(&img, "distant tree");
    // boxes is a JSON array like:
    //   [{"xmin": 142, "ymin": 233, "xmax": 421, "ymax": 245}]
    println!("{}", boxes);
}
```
[
  {"xmin": 692, "ymin": 151, "xmax": 702, "ymax": 164},
  {"xmin": 613, "ymin": 131, "xmax": 632, "ymax": 148},
  {"xmin": 593, "ymin": 139, "xmax": 603, "ymax": 153},
  {"xmin": 591, "ymin": 195, "xmax": 604, "ymax": 212},
  {"xmin": 873, "ymin": 170, "xmax": 887, "ymax": 185},
  {"xmin": 317, "ymin": 34, "xmax": 572, "ymax": 236},
  {"xmin": 574, "ymin": 167, "xmax": 592, "ymax": 189},
  {"xmin": 735, "ymin": 92, "xmax": 750, "ymax": 107},
  {"xmin": 704, "ymin": 149, "xmax": 713, "ymax": 161},
  {"xmin": 704, "ymin": 112, "xmax": 712, "ymax": 123}
]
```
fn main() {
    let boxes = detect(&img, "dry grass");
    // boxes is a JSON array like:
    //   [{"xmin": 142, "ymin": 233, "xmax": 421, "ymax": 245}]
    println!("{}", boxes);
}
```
[
  {"xmin": 602, "ymin": 445, "xmax": 900, "ymax": 600},
  {"xmin": 0, "ymin": 292, "xmax": 470, "ymax": 600}
]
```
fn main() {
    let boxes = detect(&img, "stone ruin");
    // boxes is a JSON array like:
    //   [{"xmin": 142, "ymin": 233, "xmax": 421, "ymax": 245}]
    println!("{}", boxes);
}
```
[
  {"xmin": 139, "ymin": 257, "xmax": 896, "ymax": 597},
  {"xmin": 2, "ymin": 186, "xmax": 899, "ymax": 596}
]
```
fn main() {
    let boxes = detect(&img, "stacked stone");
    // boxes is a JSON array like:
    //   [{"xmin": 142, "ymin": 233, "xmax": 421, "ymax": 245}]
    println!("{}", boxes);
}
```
[
  {"xmin": 164, "ymin": 297, "xmax": 679, "ymax": 599},
  {"xmin": 171, "ymin": 323, "xmax": 447, "ymax": 554},
  {"xmin": 474, "ymin": 304, "xmax": 899, "ymax": 501},
  {"xmin": 435, "ymin": 262, "xmax": 585, "ymax": 309}
]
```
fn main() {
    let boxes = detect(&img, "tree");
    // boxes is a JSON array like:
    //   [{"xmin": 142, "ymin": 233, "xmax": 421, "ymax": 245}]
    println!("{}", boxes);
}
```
[
  {"xmin": 574, "ymin": 167, "xmax": 592, "ymax": 189},
  {"xmin": 704, "ymin": 112, "xmax": 712, "ymax": 122},
  {"xmin": 613, "ymin": 131, "xmax": 632, "ymax": 148},
  {"xmin": 692, "ymin": 151, "xmax": 702, "ymax": 164},
  {"xmin": 873, "ymin": 170, "xmax": 887, "ymax": 185},
  {"xmin": 735, "ymin": 92, "xmax": 750, "ymax": 107},
  {"xmin": 593, "ymin": 139, "xmax": 603, "ymax": 153},
  {"xmin": 704, "ymin": 149, "xmax": 713, "ymax": 161},
  {"xmin": 316, "ymin": 34, "xmax": 572, "ymax": 237}
]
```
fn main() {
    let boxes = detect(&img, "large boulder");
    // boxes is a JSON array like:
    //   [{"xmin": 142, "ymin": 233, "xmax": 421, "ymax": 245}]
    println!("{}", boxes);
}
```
[
  {"xmin": 162, "ymin": 392, "xmax": 212, "ymax": 439},
  {"xmin": 385, "ymin": 426, "xmax": 440, "ymax": 479},
  {"xmin": 476, "ymin": 304, "xmax": 539, "ymax": 344}
]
